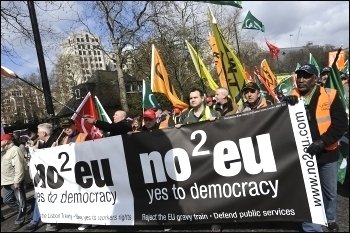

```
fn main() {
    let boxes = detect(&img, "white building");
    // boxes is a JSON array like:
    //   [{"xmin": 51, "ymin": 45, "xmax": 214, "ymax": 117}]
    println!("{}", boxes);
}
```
[{"xmin": 60, "ymin": 32, "xmax": 108, "ymax": 84}]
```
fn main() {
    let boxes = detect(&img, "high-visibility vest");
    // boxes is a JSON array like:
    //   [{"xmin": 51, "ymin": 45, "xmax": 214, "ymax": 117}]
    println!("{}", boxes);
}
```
[
  {"xmin": 292, "ymin": 87, "xmax": 338, "ymax": 150},
  {"xmin": 189, "ymin": 106, "xmax": 213, "ymax": 122},
  {"xmin": 62, "ymin": 133, "xmax": 88, "ymax": 145}
]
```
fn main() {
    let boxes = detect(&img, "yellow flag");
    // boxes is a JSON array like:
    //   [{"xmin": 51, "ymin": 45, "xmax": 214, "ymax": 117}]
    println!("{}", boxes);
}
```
[
  {"xmin": 185, "ymin": 40, "xmax": 218, "ymax": 92},
  {"xmin": 209, "ymin": 34, "xmax": 227, "ymax": 88},
  {"xmin": 150, "ymin": 45, "xmax": 188, "ymax": 109},
  {"xmin": 260, "ymin": 59, "xmax": 278, "ymax": 92},
  {"xmin": 209, "ymin": 9, "xmax": 245, "ymax": 105}
]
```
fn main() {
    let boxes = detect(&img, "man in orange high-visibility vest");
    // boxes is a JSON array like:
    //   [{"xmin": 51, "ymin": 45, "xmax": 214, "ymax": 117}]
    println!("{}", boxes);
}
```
[{"xmin": 284, "ymin": 64, "xmax": 348, "ymax": 232}]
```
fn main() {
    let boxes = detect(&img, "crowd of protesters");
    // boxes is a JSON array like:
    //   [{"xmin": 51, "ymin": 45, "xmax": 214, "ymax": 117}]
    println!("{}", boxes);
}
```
[{"xmin": 1, "ymin": 63, "xmax": 349, "ymax": 232}]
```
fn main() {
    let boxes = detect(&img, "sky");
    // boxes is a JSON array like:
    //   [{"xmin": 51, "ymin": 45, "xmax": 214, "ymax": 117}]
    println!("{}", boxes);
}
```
[{"xmin": 1, "ymin": 1, "xmax": 349, "ymax": 78}]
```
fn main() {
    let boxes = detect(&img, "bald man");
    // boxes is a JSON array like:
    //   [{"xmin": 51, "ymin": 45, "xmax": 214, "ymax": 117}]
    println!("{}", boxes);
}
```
[{"xmin": 85, "ymin": 110, "xmax": 132, "ymax": 136}]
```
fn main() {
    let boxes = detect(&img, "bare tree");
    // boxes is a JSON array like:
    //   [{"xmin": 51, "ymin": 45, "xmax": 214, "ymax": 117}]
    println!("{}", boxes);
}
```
[
  {"xmin": 1, "ymin": 1, "xmax": 65, "ymax": 66},
  {"xmin": 67, "ymin": 1, "xmax": 164, "ymax": 111}
]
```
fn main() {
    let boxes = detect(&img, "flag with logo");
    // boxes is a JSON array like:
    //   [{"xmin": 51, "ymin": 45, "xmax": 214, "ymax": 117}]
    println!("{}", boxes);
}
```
[
  {"xmin": 202, "ymin": 1, "xmax": 242, "ymax": 8},
  {"xmin": 209, "ymin": 9, "xmax": 245, "ymax": 106},
  {"xmin": 209, "ymin": 33, "xmax": 228, "ymax": 89},
  {"xmin": 242, "ymin": 11, "xmax": 265, "ymax": 32},
  {"xmin": 254, "ymin": 67, "xmax": 279, "ymax": 104},
  {"xmin": 185, "ymin": 40, "xmax": 219, "ymax": 92},
  {"xmin": 94, "ymin": 96, "xmax": 112, "ymax": 124},
  {"xmin": 72, "ymin": 92, "xmax": 103, "ymax": 139},
  {"xmin": 275, "ymin": 76, "xmax": 294, "ymax": 96},
  {"xmin": 260, "ymin": 59, "xmax": 278, "ymax": 93},
  {"xmin": 143, "ymin": 79, "xmax": 161, "ymax": 110},
  {"xmin": 265, "ymin": 39, "xmax": 280, "ymax": 59},
  {"xmin": 150, "ymin": 44, "xmax": 188, "ymax": 110}
]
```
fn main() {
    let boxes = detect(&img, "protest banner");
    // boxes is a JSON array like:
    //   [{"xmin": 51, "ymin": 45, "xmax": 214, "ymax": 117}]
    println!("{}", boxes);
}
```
[{"xmin": 30, "ymin": 102, "xmax": 327, "ymax": 226}]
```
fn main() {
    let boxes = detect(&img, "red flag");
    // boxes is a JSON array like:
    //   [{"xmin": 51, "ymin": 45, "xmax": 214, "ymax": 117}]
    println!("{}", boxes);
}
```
[
  {"xmin": 265, "ymin": 39, "xmax": 280, "ymax": 59},
  {"xmin": 72, "ymin": 92, "xmax": 103, "ymax": 139}
]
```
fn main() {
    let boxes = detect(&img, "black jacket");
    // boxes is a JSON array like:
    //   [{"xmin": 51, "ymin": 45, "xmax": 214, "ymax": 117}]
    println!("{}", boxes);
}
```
[
  {"xmin": 307, "ymin": 86, "xmax": 348, "ymax": 164},
  {"xmin": 95, "ymin": 119, "xmax": 132, "ymax": 136},
  {"xmin": 214, "ymin": 98, "xmax": 235, "ymax": 116}
]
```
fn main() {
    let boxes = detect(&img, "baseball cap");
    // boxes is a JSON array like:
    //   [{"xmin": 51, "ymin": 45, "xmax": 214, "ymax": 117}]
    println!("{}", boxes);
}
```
[
  {"xmin": 242, "ymin": 82, "xmax": 260, "ymax": 93},
  {"xmin": 60, "ymin": 119, "xmax": 75, "ymax": 128},
  {"xmin": 295, "ymin": 64, "xmax": 319, "ymax": 76},
  {"xmin": 320, "ymin": 67, "xmax": 331, "ymax": 75},
  {"xmin": 143, "ymin": 109, "xmax": 156, "ymax": 120},
  {"xmin": 1, "ymin": 134, "xmax": 13, "ymax": 141},
  {"xmin": 173, "ymin": 107, "xmax": 181, "ymax": 114}
]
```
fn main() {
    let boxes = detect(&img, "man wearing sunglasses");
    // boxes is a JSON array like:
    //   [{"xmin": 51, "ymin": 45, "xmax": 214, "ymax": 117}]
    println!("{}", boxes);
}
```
[{"xmin": 287, "ymin": 64, "xmax": 348, "ymax": 232}]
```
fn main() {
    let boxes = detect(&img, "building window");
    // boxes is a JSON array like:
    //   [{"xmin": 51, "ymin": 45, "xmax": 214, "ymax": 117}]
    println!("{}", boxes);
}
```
[
  {"xmin": 77, "ymin": 38, "xmax": 80, "ymax": 42},
  {"xmin": 86, "ymin": 34, "xmax": 89, "ymax": 42},
  {"xmin": 125, "ymin": 81, "xmax": 142, "ymax": 93},
  {"xmin": 75, "ymin": 89, "xmax": 81, "ymax": 100},
  {"xmin": 11, "ymin": 90, "xmax": 23, "ymax": 97}
]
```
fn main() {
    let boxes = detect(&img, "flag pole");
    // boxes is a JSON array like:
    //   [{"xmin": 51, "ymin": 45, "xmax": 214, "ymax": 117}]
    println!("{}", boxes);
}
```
[
  {"xmin": 234, "ymin": 22, "xmax": 241, "ymax": 60},
  {"xmin": 331, "ymin": 45, "xmax": 343, "ymax": 68},
  {"xmin": 1, "ymin": 66, "xmax": 83, "ymax": 118}
]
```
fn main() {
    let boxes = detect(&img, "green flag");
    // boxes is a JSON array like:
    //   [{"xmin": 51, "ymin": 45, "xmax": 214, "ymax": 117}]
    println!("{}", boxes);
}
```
[
  {"xmin": 325, "ymin": 63, "xmax": 347, "ymax": 111},
  {"xmin": 185, "ymin": 40, "xmax": 219, "ymax": 92},
  {"xmin": 242, "ymin": 11, "xmax": 265, "ymax": 32},
  {"xmin": 338, "ymin": 156, "xmax": 347, "ymax": 184},
  {"xmin": 338, "ymin": 133, "xmax": 349, "ymax": 184},
  {"xmin": 275, "ymin": 76, "xmax": 294, "ymax": 96},
  {"xmin": 94, "ymin": 96, "xmax": 112, "ymax": 123},
  {"xmin": 325, "ymin": 48, "xmax": 347, "ymax": 112},
  {"xmin": 202, "ymin": 1, "xmax": 242, "ymax": 8},
  {"xmin": 143, "ymin": 79, "xmax": 161, "ymax": 109},
  {"xmin": 309, "ymin": 53, "xmax": 320, "ymax": 75}
]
